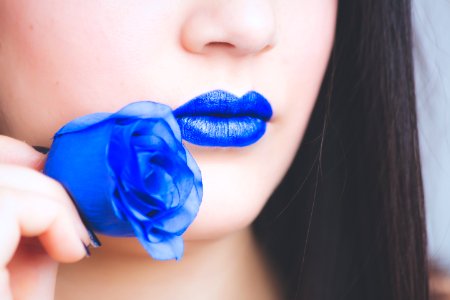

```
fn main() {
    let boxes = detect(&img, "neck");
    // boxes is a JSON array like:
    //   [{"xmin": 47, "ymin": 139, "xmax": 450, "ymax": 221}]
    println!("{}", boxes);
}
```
[{"xmin": 55, "ymin": 228, "xmax": 280, "ymax": 300}]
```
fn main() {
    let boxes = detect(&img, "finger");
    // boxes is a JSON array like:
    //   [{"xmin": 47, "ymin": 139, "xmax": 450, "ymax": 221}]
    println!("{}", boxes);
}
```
[
  {"xmin": 0, "ymin": 135, "xmax": 45, "ymax": 170},
  {"xmin": 0, "ymin": 164, "xmax": 66, "ymax": 198},
  {"xmin": 7, "ymin": 238, "xmax": 58, "ymax": 300},
  {"xmin": 0, "ymin": 269, "xmax": 13, "ymax": 300},
  {"xmin": 0, "ymin": 188, "xmax": 86, "ymax": 267},
  {"xmin": 0, "ymin": 164, "xmax": 91, "ymax": 245}
]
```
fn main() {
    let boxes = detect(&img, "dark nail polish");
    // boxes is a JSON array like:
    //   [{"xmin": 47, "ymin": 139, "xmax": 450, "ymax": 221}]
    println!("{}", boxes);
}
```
[
  {"xmin": 83, "ymin": 242, "xmax": 91, "ymax": 257},
  {"xmin": 32, "ymin": 146, "xmax": 50, "ymax": 154},
  {"xmin": 87, "ymin": 229, "xmax": 102, "ymax": 248},
  {"xmin": 63, "ymin": 185, "xmax": 102, "ymax": 248}
]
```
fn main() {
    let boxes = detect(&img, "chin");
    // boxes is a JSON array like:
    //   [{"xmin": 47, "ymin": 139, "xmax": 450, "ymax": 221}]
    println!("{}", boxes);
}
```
[{"xmin": 182, "ymin": 186, "xmax": 273, "ymax": 241}]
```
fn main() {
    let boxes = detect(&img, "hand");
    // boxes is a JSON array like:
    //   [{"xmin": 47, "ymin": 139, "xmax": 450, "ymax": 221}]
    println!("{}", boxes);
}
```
[{"xmin": 0, "ymin": 136, "xmax": 90, "ymax": 300}]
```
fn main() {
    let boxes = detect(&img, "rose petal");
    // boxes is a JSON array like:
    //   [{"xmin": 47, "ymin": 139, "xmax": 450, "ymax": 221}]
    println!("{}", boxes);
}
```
[
  {"xmin": 152, "ymin": 186, "xmax": 202, "ymax": 234},
  {"xmin": 137, "ymin": 235, "xmax": 184, "ymax": 261},
  {"xmin": 56, "ymin": 113, "xmax": 112, "ymax": 135}
]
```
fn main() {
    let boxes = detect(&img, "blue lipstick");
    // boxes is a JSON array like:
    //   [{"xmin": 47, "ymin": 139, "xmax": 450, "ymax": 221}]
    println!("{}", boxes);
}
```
[{"xmin": 173, "ymin": 90, "xmax": 273, "ymax": 147}]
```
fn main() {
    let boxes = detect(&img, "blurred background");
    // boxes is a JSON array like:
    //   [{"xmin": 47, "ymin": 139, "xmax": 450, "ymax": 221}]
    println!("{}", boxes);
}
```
[{"xmin": 413, "ymin": 0, "xmax": 450, "ymax": 275}]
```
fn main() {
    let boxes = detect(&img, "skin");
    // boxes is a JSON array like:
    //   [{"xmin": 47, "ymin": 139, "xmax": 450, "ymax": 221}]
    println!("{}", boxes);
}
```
[{"xmin": 0, "ymin": 1, "xmax": 337, "ymax": 299}]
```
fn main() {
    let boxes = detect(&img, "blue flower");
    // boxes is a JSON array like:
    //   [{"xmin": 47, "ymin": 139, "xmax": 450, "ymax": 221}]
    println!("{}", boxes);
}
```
[{"xmin": 44, "ymin": 102, "xmax": 203, "ymax": 260}]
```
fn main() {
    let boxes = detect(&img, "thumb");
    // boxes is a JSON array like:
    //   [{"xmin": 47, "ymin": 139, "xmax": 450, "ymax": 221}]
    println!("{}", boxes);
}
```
[{"xmin": 0, "ymin": 136, "xmax": 47, "ymax": 170}]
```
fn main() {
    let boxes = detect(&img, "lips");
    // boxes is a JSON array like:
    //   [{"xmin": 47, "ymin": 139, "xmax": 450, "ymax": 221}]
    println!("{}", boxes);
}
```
[{"xmin": 173, "ymin": 90, "xmax": 273, "ymax": 147}]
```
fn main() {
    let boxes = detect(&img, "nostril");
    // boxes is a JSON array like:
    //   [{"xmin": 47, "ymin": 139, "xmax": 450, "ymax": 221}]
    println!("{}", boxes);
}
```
[
  {"xmin": 205, "ymin": 42, "xmax": 235, "ymax": 49},
  {"xmin": 180, "ymin": 1, "xmax": 276, "ymax": 56}
]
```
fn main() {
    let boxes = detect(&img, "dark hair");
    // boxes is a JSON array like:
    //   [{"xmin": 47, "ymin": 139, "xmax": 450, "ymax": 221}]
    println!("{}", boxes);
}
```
[{"xmin": 253, "ymin": 1, "xmax": 429, "ymax": 299}]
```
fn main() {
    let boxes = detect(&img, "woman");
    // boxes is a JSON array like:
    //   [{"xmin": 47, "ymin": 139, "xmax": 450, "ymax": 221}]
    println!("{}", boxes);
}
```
[{"xmin": 0, "ymin": 0, "xmax": 428, "ymax": 299}]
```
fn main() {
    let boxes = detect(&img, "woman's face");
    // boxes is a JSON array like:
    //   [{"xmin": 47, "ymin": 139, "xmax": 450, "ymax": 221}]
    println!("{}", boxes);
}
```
[{"xmin": 0, "ymin": 1, "xmax": 337, "ymax": 242}]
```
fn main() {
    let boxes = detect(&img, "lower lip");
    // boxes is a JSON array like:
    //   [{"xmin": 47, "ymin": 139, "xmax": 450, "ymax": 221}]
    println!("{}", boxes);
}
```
[{"xmin": 176, "ymin": 115, "xmax": 268, "ymax": 147}]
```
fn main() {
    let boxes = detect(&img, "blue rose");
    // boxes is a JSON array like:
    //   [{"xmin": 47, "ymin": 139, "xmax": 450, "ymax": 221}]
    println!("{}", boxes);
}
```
[{"xmin": 44, "ymin": 102, "xmax": 203, "ymax": 260}]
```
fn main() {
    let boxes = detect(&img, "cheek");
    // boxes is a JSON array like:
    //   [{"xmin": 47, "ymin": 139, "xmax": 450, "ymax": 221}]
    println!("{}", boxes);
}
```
[
  {"xmin": 0, "ymin": 2, "xmax": 112, "ymax": 139},
  {"xmin": 0, "ymin": 1, "xmax": 180, "ymax": 142}
]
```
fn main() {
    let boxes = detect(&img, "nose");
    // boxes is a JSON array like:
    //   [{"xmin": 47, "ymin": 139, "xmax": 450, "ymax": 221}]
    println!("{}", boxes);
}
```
[{"xmin": 180, "ymin": 1, "xmax": 277, "ymax": 57}]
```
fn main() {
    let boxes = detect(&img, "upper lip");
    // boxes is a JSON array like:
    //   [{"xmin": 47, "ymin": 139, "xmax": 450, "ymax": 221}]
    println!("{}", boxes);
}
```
[{"xmin": 173, "ymin": 90, "xmax": 273, "ymax": 121}]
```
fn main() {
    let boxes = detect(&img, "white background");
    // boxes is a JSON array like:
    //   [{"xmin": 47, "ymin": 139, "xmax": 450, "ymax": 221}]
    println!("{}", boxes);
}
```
[{"xmin": 414, "ymin": 0, "xmax": 450, "ymax": 271}]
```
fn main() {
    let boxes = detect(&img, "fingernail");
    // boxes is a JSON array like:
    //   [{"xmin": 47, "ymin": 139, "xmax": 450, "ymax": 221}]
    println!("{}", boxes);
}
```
[
  {"xmin": 87, "ymin": 229, "xmax": 102, "ymax": 248},
  {"xmin": 32, "ymin": 146, "xmax": 50, "ymax": 154},
  {"xmin": 82, "ymin": 241, "xmax": 91, "ymax": 257},
  {"xmin": 63, "ymin": 185, "xmax": 102, "ymax": 248}
]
